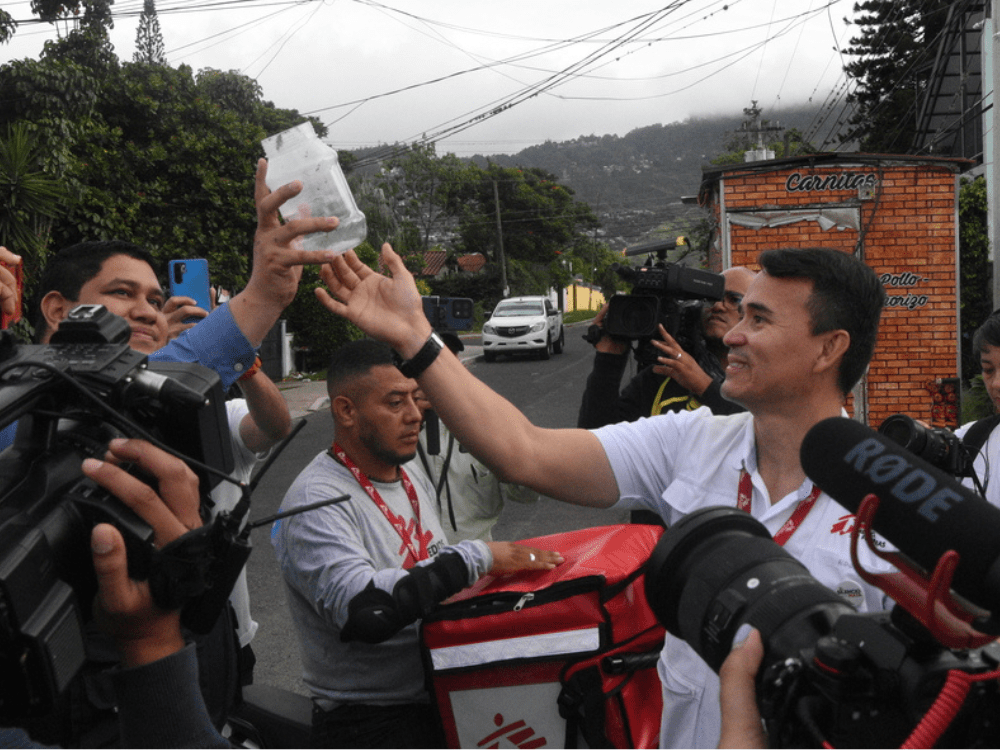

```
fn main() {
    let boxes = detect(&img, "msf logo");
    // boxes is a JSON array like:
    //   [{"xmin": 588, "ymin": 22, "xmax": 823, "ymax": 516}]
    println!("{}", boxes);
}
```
[
  {"xmin": 842, "ymin": 437, "xmax": 965, "ymax": 522},
  {"xmin": 476, "ymin": 713, "xmax": 547, "ymax": 748},
  {"xmin": 830, "ymin": 514, "xmax": 885, "ymax": 547}
]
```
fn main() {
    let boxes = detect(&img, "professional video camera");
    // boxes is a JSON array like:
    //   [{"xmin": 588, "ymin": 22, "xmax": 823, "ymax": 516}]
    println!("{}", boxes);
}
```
[
  {"xmin": 645, "ymin": 417, "xmax": 1000, "ymax": 748},
  {"xmin": 0, "ymin": 305, "xmax": 248, "ymax": 736},
  {"xmin": 598, "ymin": 240, "xmax": 724, "ymax": 368}
]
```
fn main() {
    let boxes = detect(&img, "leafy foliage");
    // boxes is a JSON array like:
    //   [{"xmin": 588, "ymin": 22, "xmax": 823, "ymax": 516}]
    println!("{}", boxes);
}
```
[
  {"xmin": 282, "ymin": 242, "xmax": 378, "ymax": 371},
  {"xmin": 0, "ymin": 9, "xmax": 15, "ymax": 44},
  {"xmin": 450, "ymin": 162, "xmax": 600, "ymax": 296},
  {"xmin": 0, "ymin": 45, "xmax": 323, "ymax": 304},
  {"xmin": 0, "ymin": 122, "xmax": 67, "ymax": 298},
  {"xmin": 958, "ymin": 176, "xmax": 991, "ymax": 382},
  {"xmin": 369, "ymin": 143, "xmax": 472, "ymax": 254},
  {"xmin": 840, "ymin": 0, "xmax": 954, "ymax": 152}
]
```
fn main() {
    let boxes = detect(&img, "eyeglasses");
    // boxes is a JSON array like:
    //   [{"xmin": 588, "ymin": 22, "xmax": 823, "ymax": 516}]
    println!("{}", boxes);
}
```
[{"xmin": 722, "ymin": 291, "xmax": 743, "ymax": 310}]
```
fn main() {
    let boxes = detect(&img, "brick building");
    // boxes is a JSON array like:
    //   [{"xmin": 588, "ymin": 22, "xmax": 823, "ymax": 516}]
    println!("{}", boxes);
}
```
[{"xmin": 697, "ymin": 153, "xmax": 972, "ymax": 428}]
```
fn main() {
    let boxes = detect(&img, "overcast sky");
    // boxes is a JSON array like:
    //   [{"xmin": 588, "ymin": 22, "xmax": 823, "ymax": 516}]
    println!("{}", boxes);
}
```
[{"xmin": 3, "ymin": 0, "xmax": 860, "ymax": 156}]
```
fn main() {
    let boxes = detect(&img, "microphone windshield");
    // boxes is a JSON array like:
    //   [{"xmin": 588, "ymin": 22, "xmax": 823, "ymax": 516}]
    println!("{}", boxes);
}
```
[{"xmin": 801, "ymin": 416, "xmax": 1000, "ymax": 613}]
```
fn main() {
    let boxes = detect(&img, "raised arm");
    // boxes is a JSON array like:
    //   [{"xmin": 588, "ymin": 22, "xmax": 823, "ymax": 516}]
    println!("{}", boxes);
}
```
[
  {"xmin": 317, "ymin": 244, "xmax": 619, "ymax": 508},
  {"xmin": 227, "ymin": 158, "xmax": 342, "ymax": 348},
  {"xmin": 237, "ymin": 366, "xmax": 293, "ymax": 454},
  {"xmin": 154, "ymin": 159, "xmax": 343, "ymax": 387}
]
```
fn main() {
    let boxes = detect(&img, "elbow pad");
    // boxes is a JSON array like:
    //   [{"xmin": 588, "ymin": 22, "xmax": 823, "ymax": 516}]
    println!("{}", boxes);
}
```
[{"xmin": 341, "ymin": 552, "xmax": 469, "ymax": 644}]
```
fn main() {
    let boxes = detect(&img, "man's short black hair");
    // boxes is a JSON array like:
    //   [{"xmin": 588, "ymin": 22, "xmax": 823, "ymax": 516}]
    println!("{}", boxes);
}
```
[
  {"xmin": 34, "ymin": 240, "xmax": 159, "ymax": 336},
  {"xmin": 326, "ymin": 339, "xmax": 397, "ymax": 400},
  {"xmin": 759, "ymin": 247, "xmax": 883, "ymax": 396},
  {"xmin": 973, "ymin": 311, "xmax": 1000, "ymax": 355}
]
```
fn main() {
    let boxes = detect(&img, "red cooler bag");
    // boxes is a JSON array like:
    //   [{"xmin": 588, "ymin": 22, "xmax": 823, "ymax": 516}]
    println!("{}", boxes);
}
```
[{"xmin": 421, "ymin": 525, "xmax": 666, "ymax": 749}]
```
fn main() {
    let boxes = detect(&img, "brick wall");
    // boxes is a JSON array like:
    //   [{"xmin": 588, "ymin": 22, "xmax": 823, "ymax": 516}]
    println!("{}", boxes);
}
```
[{"xmin": 703, "ymin": 159, "xmax": 962, "ymax": 428}]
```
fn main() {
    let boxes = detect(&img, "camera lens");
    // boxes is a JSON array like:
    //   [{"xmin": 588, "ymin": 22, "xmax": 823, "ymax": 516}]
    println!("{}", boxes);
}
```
[
  {"xmin": 605, "ymin": 295, "xmax": 660, "ymax": 339},
  {"xmin": 878, "ymin": 414, "xmax": 954, "ymax": 472},
  {"xmin": 644, "ymin": 507, "xmax": 854, "ymax": 673}
]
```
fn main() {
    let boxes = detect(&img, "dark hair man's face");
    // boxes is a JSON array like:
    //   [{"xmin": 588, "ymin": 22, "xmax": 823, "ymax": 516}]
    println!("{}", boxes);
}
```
[{"xmin": 73, "ymin": 254, "xmax": 168, "ymax": 354}]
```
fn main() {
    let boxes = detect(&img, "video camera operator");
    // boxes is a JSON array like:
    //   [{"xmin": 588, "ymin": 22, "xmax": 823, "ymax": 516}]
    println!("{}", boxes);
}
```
[
  {"xmin": 577, "ymin": 265, "xmax": 755, "ymax": 429},
  {"xmin": 1, "ymin": 437, "xmax": 227, "ymax": 748}
]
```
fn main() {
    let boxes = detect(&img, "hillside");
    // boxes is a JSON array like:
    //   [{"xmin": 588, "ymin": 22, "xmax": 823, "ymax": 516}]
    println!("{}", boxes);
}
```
[
  {"xmin": 351, "ymin": 105, "xmax": 825, "ymax": 251},
  {"xmin": 467, "ymin": 105, "xmax": 823, "ymax": 249}
]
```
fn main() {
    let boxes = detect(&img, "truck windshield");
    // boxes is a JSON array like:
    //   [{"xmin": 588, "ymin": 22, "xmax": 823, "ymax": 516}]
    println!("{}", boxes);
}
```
[{"xmin": 494, "ymin": 302, "xmax": 544, "ymax": 317}]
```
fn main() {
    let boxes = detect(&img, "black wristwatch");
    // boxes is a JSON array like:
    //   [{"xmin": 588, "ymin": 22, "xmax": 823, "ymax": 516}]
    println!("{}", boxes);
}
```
[{"xmin": 394, "ymin": 332, "xmax": 444, "ymax": 379}]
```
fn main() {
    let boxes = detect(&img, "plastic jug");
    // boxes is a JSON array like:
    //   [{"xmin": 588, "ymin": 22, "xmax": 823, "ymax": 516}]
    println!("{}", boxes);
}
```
[{"xmin": 261, "ymin": 123, "xmax": 367, "ymax": 254}]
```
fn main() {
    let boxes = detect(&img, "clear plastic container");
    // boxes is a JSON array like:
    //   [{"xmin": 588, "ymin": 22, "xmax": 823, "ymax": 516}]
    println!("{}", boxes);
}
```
[{"xmin": 261, "ymin": 123, "xmax": 368, "ymax": 254}]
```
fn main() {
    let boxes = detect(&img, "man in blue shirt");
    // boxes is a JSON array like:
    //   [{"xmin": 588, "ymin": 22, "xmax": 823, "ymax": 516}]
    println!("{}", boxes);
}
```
[{"xmin": 0, "ymin": 158, "xmax": 343, "ymax": 449}]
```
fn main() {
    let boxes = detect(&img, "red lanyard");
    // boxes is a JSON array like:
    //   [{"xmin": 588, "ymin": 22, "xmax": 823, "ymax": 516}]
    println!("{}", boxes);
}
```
[
  {"xmin": 737, "ymin": 468, "xmax": 821, "ymax": 547},
  {"xmin": 332, "ymin": 442, "xmax": 428, "ymax": 563}
]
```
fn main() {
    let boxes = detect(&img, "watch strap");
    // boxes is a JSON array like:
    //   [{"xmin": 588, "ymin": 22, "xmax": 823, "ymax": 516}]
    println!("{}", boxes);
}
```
[{"xmin": 395, "ymin": 332, "xmax": 444, "ymax": 379}]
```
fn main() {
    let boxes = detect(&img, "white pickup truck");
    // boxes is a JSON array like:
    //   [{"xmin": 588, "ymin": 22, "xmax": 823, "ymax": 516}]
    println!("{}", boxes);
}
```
[{"xmin": 481, "ymin": 296, "xmax": 565, "ymax": 362}]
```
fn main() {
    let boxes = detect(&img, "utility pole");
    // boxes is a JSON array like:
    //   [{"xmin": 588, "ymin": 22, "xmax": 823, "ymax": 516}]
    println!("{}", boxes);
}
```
[
  {"xmin": 741, "ymin": 101, "xmax": 783, "ymax": 162},
  {"xmin": 493, "ymin": 180, "xmax": 508, "ymax": 297}
]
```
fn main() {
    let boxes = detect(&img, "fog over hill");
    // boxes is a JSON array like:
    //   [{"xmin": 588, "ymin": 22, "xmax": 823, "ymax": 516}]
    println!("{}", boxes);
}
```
[
  {"xmin": 352, "ymin": 105, "xmax": 826, "ymax": 251},
  {"xmin": 470, "ymin": 105, "xmax": 824, "ymax": 249}
]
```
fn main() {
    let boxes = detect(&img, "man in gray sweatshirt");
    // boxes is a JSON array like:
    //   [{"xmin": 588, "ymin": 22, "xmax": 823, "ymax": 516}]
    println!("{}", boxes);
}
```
[{"xmin": 272, "ymin": 339, "xmax": 562, "ymax": 748}]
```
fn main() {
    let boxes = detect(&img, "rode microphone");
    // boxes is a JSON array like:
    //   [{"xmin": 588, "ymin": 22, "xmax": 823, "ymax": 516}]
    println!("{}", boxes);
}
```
[{"xmin": 801, "ymin": 416, "xmax": 1000, "ymax": 615}]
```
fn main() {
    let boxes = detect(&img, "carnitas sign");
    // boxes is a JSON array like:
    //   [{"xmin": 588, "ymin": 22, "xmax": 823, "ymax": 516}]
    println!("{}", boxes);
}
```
[{"xmin": 785, "ymin": 171, "xmax": 878, "ymax": 192}]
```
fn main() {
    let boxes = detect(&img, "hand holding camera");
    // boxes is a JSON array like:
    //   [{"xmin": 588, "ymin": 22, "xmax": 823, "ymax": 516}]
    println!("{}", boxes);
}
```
[
  {"xmin": 650, "ymin": 324, "xmax": 713, "ymax": 397},
  {"xmin": 85, "ymin": 438, "xmax": 201, "ymax": 668}
]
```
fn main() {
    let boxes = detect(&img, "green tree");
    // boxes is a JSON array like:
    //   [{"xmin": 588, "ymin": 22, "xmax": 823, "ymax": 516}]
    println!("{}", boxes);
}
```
[
  {"xmin": 0, "ymin": 40, "xmax": 329, "ymax": 297},
  {"xmin": 196, "ymin": 68, "xmax": 263, "ymax": 121},
  {"xmin": 840, "ymin": 0, "xmax": 953, "ymax": 151},
  {"xmin": 456, "ymin": 163, "xmax": 599, "ymax": 295},
  {"xmin": 134, "ymin": 0, "xmax": 167, "ymax": 65},
  {"xmin": 0, "ymin": 122, "xmax": 67, "ymax": 309},
  {"xmin": 282, "ymin": 242, "xmax": 378, "ymax": 371},
  {"xmin": 0, "ymin": 9, "xmax": 16, "ymax": 44},
  {"xmin": 959, "ymin": 175, "xmax": 991, "ymax": 383},
  {"xmin": 372, "ymin": 143, "xmax": 471, "ymax": 254},
  {"xmin": 712, "ymin": 127, "xmax": 817, "ymax": 166}
]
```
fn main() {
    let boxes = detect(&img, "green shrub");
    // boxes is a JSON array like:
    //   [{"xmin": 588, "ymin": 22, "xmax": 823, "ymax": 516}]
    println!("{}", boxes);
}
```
[{"xmin": 282, "ymin": 242, "xmax": 377, "ymax": 371}]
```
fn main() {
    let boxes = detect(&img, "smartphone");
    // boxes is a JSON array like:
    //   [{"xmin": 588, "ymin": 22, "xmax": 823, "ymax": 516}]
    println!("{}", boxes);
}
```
[
  {"xmin": 168, "ymin": 259, "xmax": 212, "ymax": 322},
  {"xmin": 1, "ymin": 259, "xmax": 23, "ymax": 330}
]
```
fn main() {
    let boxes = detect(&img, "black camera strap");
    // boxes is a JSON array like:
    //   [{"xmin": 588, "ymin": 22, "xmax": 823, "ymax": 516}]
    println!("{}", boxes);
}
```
[
  {"xmin": 416, "ymin": 435, "xmax": 458, "ymax": 532},
  {"xmin": 961, "ymin": 414, "xmax": 1000, "ymax": 496},
  {"xmin": 961, "ymin": 414, "xmax": 1000, "ymax": 456}
]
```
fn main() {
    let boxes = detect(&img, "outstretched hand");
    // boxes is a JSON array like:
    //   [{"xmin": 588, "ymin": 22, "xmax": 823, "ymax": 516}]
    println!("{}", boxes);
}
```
[
  {"xmin": 83, "ymin": 439, "xmax": 202, "ymax": 667},
  {"xmin": 247, "ymin": 158, "xmax": 341, "ymax": 305},
  {"xmin": 317, "ymin": 244, "xmax": 431, "ymax": 356},
  {"xmin": 486, "ymin": 542, "xmax": 564, "ymax": 573}
]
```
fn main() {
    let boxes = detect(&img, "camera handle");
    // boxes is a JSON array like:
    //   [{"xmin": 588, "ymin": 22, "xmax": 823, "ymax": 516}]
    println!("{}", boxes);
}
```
[{"xmin": 849, "ymin": 494, "xmax": 999, "ymax": 648}]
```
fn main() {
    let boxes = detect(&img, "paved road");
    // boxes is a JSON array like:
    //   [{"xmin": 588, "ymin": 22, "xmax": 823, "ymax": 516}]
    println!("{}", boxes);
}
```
[{"xmin": 245, "ymin": 321, "xmax": 630, "ymax": 694}]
